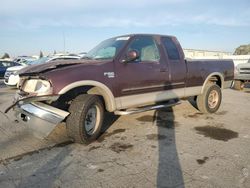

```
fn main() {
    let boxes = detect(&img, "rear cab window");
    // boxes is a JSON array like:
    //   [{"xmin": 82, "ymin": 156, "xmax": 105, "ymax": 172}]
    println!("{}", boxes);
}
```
[{"xmin": 161, "ymin": 37, "xmax": 180, "ymax": 61}]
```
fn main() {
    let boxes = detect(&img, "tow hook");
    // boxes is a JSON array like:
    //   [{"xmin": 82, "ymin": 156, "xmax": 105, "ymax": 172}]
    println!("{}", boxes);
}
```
[{"xmin": 20, "ymin": 114, "xmax": 30, "ymax": 122}]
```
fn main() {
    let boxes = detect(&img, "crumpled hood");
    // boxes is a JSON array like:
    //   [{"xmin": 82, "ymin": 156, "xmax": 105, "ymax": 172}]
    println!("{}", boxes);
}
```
[{"xmin": 18, "ymin": 59, "xmax": 102, "ymax": 76}]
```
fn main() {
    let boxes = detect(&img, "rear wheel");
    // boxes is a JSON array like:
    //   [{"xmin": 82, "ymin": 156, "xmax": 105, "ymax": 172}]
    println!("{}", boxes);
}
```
[
  {"xmin": 66, "ymin": 94, "xmax": 104, "ymax": 144},
  {"xmin": 233, "ymin": 80, "xmax": 244, "ymax": 90},
  {"xmin": 196, "ymin": 83, "xmax": 222, "ymax": 113}
]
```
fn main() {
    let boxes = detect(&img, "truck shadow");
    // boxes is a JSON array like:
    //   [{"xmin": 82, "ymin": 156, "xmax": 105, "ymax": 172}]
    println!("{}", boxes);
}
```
[
  {"xmin": 101, "ymin": 112, "xmax": 120, "ymax": 134},
  {"xmin": 153, "ymin": 107, "xmax": 184, "ymax": 187}
]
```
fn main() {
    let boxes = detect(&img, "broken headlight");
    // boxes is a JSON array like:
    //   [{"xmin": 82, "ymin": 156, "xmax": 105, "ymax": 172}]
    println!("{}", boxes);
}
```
[{"xmin": 22, "ymin": 79, "xmax": 52, "ymax": 95}]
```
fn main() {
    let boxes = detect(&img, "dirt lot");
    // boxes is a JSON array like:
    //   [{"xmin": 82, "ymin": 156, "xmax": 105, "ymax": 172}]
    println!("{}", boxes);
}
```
[{"xmin": 0, "ymin": 81, "xmax": 250, "ymax": 188}]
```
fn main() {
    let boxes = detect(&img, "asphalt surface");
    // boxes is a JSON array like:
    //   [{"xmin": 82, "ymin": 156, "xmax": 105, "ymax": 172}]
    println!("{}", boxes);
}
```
[
  {"xmin": 0, "ymin": 83, "xmax": 250, "ymax": 188},
  {"xmin": 0, "ymin": 79, "xmax": 4, "ymax": 88}
]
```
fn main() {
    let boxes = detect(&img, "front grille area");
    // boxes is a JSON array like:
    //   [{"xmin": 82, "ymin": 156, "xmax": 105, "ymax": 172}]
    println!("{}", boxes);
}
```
[
  {"xmin": 4, "ymin": 71, "xmax": 14, "ymax": 82},
  {"xmin": 4, "ymin": 71, "xmax": 11, "ymax": 79},
  {"xmin": 4, "ymin": 71, "xmax": 13, "ymax": 79},
  {"xmin": 240, "ymin": 68, "xmax": 250, "ymax": 71},
  {"xmin": 239, "ymin": 67, "xmax": 250, "ymax": 74}
]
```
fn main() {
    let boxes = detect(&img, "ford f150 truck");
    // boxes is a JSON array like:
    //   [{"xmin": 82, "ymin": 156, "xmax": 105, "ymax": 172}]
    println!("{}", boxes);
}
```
[{"xmin": 5, "ymin": 34, "xmax": 234, "ymax": 144}]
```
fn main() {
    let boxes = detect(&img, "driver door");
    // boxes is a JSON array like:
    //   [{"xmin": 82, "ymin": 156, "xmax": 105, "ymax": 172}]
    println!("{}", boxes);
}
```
[{"xmin": 114, "ymin": 36, "xmax": 170, "ymax": 108}]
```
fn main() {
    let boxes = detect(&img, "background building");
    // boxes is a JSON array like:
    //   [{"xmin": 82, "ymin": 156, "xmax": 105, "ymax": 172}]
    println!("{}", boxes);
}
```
[
  {"xmin": 184, "ymin": 49, "xmax": 232, "ymax": 58},
  {"xmin": 184, "ymin": 49, "xmax": 250, "ymax": 66}
]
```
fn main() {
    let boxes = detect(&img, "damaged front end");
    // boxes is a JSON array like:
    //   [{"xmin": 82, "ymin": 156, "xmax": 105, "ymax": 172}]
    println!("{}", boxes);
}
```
[{"xmin": 5, "ymin": 76, "xmax": 69, "ymax": 138}]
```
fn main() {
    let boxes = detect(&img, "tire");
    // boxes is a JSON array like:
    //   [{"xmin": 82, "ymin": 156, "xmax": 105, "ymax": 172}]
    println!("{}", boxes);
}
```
[
  {"xmin": 233, "ymin": 80, "xmax": 244, "ymax": 90},
  {"xmin": 196, "ymin": 83, "xmax": 222, "ymax": 113},
  {"xmin": 66, "ymin": 94, "xmax": 104, "ymax": 144}
]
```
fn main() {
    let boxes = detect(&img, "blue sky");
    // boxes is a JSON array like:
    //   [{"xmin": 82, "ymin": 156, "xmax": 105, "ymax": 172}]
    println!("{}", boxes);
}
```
[{"xmin": 1, "ymin": 0, "xmax": 250, "ymax": 56}]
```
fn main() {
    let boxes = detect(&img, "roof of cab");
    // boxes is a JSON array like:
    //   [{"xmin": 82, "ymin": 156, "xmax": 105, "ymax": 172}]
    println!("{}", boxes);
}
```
[{"xmin": 112, "ymin": 33, "xmax": 175, "ymax": 39}]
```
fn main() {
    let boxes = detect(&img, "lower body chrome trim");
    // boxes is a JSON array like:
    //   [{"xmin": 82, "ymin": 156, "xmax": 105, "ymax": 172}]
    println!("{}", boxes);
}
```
[
  {"xmin": 5, "ymin": 94, "xmax": 59, "ymax": 113},
  {"xmin": 115, "ymin": 86, "xmax": 202, "ymax": 110},
  {"xmin": 114, "ymin": 100, "xmax": 181, "ymax": 115}
]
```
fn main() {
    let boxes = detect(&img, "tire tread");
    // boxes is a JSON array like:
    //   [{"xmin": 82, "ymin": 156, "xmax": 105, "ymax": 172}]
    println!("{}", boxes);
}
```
[
  {"xmin": 196, "ymin": 83, "xmax": 222, "ymax": 113},
  {"xmin": 66, "ymin": 94, "xmax": 104, "ymax": 144}
]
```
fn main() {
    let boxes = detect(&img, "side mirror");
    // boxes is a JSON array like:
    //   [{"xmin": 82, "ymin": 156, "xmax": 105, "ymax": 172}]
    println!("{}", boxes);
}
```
[{"xmin": 123, "ymin": 50, "xmax": 139, "ymax": 63}]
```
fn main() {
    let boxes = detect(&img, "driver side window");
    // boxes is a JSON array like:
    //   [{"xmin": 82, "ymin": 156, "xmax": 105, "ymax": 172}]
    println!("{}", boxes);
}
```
[{"xmin": 127, "ymin": 36, "xmax": 160, "ymax": 63}]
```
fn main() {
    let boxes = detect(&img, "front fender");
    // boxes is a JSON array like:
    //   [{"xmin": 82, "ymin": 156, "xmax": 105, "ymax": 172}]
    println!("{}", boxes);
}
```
[{"xmin": 58, "ymin": 80, "xmax": 116, "ymax": 112}]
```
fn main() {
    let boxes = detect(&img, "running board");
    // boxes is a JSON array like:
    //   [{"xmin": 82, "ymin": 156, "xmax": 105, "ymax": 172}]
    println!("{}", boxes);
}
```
[{"xmin": 114, "ymin": 100, "xmax": 181, "ymax": 115}]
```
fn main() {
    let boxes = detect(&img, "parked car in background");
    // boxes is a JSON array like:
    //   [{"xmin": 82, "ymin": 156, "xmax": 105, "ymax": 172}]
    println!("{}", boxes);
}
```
[
  {"xmin": 233, "ymin": 59, "xmax": 250, "ymax": 90},
  {"xmin": 4, "ymin": 55, "xmax": 80, "ymax": 87},
  {"xmin": 78, "ymin": 52, "xmax": 87, "ymax": 58},
  {"xmin": 0, "ymin": 59, "xmax": 20, "ymax": 78},
  {"xmin": 14, "ymin": 56, "xmax": 38, "ymax": 65}
]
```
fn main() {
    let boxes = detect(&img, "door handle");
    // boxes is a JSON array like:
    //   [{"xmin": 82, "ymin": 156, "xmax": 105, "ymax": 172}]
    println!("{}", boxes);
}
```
[{"xmin": 160, "ymin": 68, "xmax": 167, "ymax": 72}]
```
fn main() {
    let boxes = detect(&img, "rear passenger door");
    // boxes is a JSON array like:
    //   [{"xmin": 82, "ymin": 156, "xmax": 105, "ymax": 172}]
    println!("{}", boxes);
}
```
[{"xmin": 161, "ymin": 37, "xmax": 186, "ymax": 89}]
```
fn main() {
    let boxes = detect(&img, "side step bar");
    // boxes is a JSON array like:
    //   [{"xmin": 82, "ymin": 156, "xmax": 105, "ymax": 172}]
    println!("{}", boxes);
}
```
[{"xmin": 114, "ymin": 100, "xmax": 181, "ymax": 116}]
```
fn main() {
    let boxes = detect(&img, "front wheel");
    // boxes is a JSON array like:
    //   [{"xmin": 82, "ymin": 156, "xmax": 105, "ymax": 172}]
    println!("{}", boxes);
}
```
[
  {"xmin": 196, "ymin": 83, "xmax": 222, "ymax": 113},
  {"xmin": 66, "ymin": 94, "xmax": 104, "ymax": 144}
]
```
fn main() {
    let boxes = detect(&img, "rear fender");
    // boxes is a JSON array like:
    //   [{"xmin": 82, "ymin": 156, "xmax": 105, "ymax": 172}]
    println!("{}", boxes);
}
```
[{"xmin": 201, "ymin": 72, "xmax": 224, "ymax": 94}]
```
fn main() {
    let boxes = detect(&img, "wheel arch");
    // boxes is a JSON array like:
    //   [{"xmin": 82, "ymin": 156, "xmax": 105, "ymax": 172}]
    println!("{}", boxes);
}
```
[
  {"xmin": 201, "ymin": 72, "xmax": 224, "ymax": 94},
  {"xmin": 58, "ymin": 80, "xmax": 116, "ymax": 112}
]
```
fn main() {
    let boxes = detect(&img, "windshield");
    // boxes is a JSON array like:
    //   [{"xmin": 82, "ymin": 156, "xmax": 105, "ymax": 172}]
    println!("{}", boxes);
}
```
[
  {"xmin": 28, "ymin": 57, "xmax": 49, "ymax": 65},
  {"xmin": 84, "ymin": 36, "xmax": 130, "ymax": 60}
]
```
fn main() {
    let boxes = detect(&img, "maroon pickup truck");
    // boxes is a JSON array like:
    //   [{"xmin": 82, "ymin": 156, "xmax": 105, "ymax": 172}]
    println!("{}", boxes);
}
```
[{"xmin": 6, "ymin": 34, "xmax": 234, "ymax": 144}]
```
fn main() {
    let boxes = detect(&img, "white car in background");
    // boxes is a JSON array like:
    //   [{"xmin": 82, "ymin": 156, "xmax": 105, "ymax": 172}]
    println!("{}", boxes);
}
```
[
  {"xmin": 4, "ymin": 55, "xmax": 80, "ymax": 88},
  {"xmin": 14, "ymin": 56, "xmax": 38, "ymax": 65}
]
